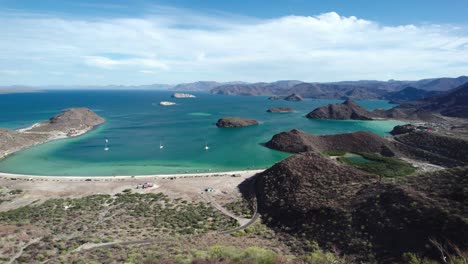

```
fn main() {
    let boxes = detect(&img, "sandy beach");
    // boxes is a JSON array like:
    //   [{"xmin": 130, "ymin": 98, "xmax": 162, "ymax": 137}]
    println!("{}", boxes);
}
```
[{"xmin": 0, "ymin": 169, "xmax": 263, "ymax": 211}]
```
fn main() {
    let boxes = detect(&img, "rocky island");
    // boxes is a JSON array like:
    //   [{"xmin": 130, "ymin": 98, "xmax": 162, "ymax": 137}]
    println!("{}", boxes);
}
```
[
  {"xmin": 266, "ymin": 107, "xmax": 294, "ymax": 113},
  {"xmin": 0, "ymin": 108, "xmax": 105, "ymax": 159},
  {"xmin": 306, "ymin": 99, "xmax": 374, "ymax": 120},
  {"xmin": 215, "ymin": 117, "xmax": 259, "ymax": 128},
  {"xmin": 283, "ymin": 93, "xmax": 303, "ymax": 101},
  {"xmin": 171, "ymin": 93, "xmax": 196, "ymax": 98}
]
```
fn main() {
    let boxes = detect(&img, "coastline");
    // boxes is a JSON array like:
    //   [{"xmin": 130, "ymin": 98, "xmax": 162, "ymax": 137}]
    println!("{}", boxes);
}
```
[
  {"xmin": 0, "ymin": 169, "xmax": 263, "ymax": 212},
  {"xmin": 0, "ymin": 169, "xmax": 264, "ymax": 180}
]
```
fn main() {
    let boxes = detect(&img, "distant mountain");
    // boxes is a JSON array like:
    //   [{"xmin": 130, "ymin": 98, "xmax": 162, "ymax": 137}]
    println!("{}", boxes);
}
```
[
  {"xmin": 209, "ymin": 76, "xmax": 468, "ymax": 99},
  {"xmin": 42, "ymin": 84, "xmax": 174, "ymax": 90},
  {"xmin": 170, "ymin": 81, "xmax": 247, "ymax": 92},
  {"xmin": 384, "ymin": 87, "xmax": 441, "ymax": 103},
  {"xmin": 211, "ymin": 80, "xmax": 302, "ymax": 96},
  {"xmin": 212, "ymin": 82, "xmax": 387, "ymax": 99},
  {"xmin": 419, "ymin": 82, "xmax": 468, "ymax": 118},
  {"xmin": 412, "ymin": 76, "xmax": 468, "ymax": 91},
  {"xmin": 0, "ymin": 86, "xmax": 39, "ymax": 94}
]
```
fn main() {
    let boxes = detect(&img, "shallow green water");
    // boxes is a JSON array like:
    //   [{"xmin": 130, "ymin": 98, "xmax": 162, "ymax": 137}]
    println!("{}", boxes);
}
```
[{"xmin": 0, "ymin": 90, "xmax": 403, "ymax": 176}]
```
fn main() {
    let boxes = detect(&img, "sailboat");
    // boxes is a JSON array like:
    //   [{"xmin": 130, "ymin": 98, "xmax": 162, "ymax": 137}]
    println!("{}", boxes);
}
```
[
  {"xmin": 104, "ymin": 139, "xmax": 109, "ymax": 151},
  {"xmin": 159, "ymin": 141, "xmax": 164, "ymax": 149}
]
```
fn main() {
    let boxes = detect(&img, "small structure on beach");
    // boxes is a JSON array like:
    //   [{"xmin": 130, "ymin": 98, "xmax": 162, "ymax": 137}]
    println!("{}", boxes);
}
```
[{"xmin": 137, "ymin": 182, "xmax": 154, "ymax": 189}]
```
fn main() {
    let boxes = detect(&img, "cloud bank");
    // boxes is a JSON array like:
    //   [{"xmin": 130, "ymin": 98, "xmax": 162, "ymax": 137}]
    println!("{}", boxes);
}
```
[{"xmin": 0, "ymin": 8, "xmax": 467, "ymax": 85}]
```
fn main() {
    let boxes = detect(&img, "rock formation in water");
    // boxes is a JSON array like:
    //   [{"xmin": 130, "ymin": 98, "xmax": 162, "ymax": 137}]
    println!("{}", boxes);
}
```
[
  {"xmin": 0, "ymin": 108, "xmax": 105, "ymax": 159},
  {"xmin": 27, "ymin": 108, "xmax": 105, "ymax": 133},
  {"xmin": 306, "ymin": 99, "xmax": 374, "ymax": 120},
  {"xmin": 266, "ymin": 107, "xmax": 294, "ymax": 113},
  {"xmin": 283, "ymin": 93, "xmax": 303, "ymax": 101},
  {"xmin": 255, "ymin": 152, "xmax": 468, "ymax": 262},
  {"xmin": 215, "ymin": 117, "xmax": 259, "ymax": 128}
]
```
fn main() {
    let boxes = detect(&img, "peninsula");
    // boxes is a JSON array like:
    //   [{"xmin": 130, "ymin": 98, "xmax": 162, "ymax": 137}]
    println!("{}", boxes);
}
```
[{"xmin": 0, "ymin": 108, "xmax": 104, "ymax": 159}]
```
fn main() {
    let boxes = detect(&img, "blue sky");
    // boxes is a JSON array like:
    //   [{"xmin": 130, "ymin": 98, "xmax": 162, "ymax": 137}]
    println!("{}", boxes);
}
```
[{"xmin": 0, "ymin": 0, "xmax": 467, "ymax": 85}]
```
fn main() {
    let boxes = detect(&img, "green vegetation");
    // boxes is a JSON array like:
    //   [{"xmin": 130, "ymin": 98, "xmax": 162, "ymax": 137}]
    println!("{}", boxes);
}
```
[
  {"xmin": 0, "ymin": 191, "xmax": 238, "ymax": 263},
  {"xmin": 208, "ymin": 245, "xmax": 283, "ymax": 263},
  {"xmin": 224, "ymin": 198, "xmax": 253, "ymax": 218},
  {"xmin": 338, "ymin": 152, "xmax": 416, "ymax": 177}
]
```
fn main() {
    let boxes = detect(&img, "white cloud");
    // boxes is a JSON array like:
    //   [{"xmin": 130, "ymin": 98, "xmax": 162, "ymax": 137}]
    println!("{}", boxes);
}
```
[
  {"xmin": 0, "ymin": 9, "xmax": 467, "ymax": 85},
  {"xmin": 84, "ymin": 56, "xmax": 168, "ymax": 70}
]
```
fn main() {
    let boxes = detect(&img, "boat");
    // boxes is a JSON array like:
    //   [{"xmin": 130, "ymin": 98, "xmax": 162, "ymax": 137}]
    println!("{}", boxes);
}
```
[
  {"xmin": 171, "ymin": 93, "xmax": 196, "ymax": 98},
  {"xmin": 104, "ymin": 139, "xmax": 109, "ymax": 151},
  {"xmin": 204, "ymin": 142, "xmax": 209, "ymax": 150},
  {"xmin": 159, "ymin": 141, "xmax": 164, "ymax": 149},
  {"xmin": 159, "ymin": 101, "xmax": 176, "ymax": 106}
]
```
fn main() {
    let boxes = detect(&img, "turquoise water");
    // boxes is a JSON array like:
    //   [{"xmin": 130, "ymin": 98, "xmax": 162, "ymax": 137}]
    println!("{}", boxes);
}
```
[{"xmin": 0, "ymin": 91, "xmax": 403, "ymax": 176}]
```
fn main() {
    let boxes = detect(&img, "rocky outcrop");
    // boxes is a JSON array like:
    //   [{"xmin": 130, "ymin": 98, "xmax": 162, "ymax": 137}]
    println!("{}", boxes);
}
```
[
  {"xmin": 306, "ymin": 99, "xmax": 374, "ymax": 120},
  {"xmin": 265, "ymin": 129, "xmax": 397, "ymax": 156},
  {"xmin": 215, "ymin": 117, "xmax": 259, "ymax": 128},
  {"xmin": 390, "ymin": 124, "xmax": 417, "ymax": 135},
  {"xmin": 255, "ymin": 152, "xmax": 468, "ymax": 261},
  {"xmin": 1, "ymin": 108, "xmax": 105, "ymax": 159},
  {"xmin": 394, "ymin": 131, "xmax": 468, "ymax": 165},
  {"xmin": 283, "ymin": 93, "xmax": 303, "ymax": 101},
  {"xmin": 266, "ymin": 107, "xmax": 294, "ymax": 113},
  {"xmin": 27, "ymin": 108, "xmax": 105, "ymax": 133}
]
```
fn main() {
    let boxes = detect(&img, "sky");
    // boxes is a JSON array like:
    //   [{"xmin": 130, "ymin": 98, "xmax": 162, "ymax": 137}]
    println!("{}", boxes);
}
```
[{"xmin": 0, "ymin": 0, "xmax": 467, "ymax": 86}]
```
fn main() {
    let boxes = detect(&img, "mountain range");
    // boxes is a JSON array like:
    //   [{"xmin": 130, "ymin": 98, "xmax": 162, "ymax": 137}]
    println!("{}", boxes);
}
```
[{"xmin": 209, "ymin": 76, "xmax": 468, "ymax": 99}]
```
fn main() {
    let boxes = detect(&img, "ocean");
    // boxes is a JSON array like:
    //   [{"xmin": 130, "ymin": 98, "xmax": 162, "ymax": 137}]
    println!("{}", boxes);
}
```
[{"xmin": 0, "ymin": 90, "xmax": 403, "ymax": 176}]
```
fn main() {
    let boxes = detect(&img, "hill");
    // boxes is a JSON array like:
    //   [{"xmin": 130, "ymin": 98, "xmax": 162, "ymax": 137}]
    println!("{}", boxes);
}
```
[
  {"xmin": 265, "ymin": 129, "xmax": 396, "ymax": 155},
  {"xmin": 305, "ymin": 99, "xmax": 374, "ymax": 120},
  {"xmin": 255, "ymin": 152, "xmax": 468, "ymax": 262},
  {"xmin": 419, "ymin": 82, "xmax": 468, "ymax": 118},
  {"xmin": 384, "ymin": 86, "xmax": 440, "ymax": 103}
]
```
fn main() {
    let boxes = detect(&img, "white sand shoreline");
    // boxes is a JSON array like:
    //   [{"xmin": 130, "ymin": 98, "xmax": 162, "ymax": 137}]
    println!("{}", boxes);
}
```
[{"xmin": 0, "ymin": 169, "xmax": 264, "ymax": 181}]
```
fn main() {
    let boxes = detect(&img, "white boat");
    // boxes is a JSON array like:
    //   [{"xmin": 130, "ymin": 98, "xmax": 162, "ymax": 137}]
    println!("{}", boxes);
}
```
[
  {"xmin": 104, "ymin": 139, "xmax": 109, "ymax": 151},
  {"xmin": 159, "ymin": 141, "xmax": 164, "ymax": 149},
  {"xmin": 159, "ymin": 101, "xmax": 176, "ymax": 106},
  {"xmin": 172, "ymin": 93, "xmax": 196, "ymax": 98},
  {"xmin": 204, "ymin": 142, "xmax": 209, "ymax": 150}
]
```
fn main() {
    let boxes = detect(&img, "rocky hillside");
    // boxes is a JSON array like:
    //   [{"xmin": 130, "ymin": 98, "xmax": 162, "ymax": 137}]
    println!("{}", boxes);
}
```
[
  {"xmin": 27, "ymin": 108, "xmax": 105, "ymax": 133},
  {"xmin": 305, "ymin": 99, "xmax": 445, "ymax": 122},
  {"xmin": 216, "ymin": 117, "xmax": 259, "ymax": 128},
  {"xmin": 384, "ymin": 86, "xmax": 440, "ymax": 103},
  {"xmin": 0, "ymin": 129, "xmax": 48, "ymax": 158},
  {"xmin": 419, "ymin": 82, "xmax": 468, "ymax": 118},
  {"xmin": 265, "ymin": 129, "xmax": 396, "ymax": 156},
  {"xmin": 267, "ymin": 107, "xmax": 294, "ymax": 113},
  {"xmin": 306, "ymin": 99, "xmax": 374, "ymax": 120},
  {"xmin": 394, "ymin": 131, "xmax": 468, "ymax": 165},
  {"xmin": 211, "ymin": 80, "xmax": 302, "ymax": 96},
  {"xmin": 255, "ymin": 152, "xmax": 468, "ymax": 262},
  {"xmin": 0, "ymin": 108, "xmax": 105, "ymax": 159},
  {"xmin": 209, "ymin": 76, "xmax": 468, "ymax": 99}
]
